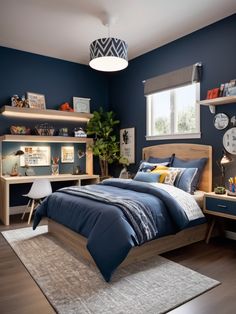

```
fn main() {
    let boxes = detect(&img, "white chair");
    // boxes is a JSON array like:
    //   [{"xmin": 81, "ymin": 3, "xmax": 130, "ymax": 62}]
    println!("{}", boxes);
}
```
[{"xmin": 21, "ymin": 179, "xmax": 52, "ymax": 224}]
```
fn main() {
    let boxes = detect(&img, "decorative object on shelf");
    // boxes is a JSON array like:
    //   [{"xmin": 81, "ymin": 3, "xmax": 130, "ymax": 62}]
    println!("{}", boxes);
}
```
[
  {"xmin": 227, "ymin": 177, "xmax": 236, "ymax": 196},
  {"xmin": 206, "ymin": 88, "xmax": 219, "ymax": 99},
  {"xmin": 58, "ymin": 128, "xmax": 69, "ymax": 136},
  {"xmin": 51, "ymin": 156, "xmax": 59, "ymax": 175},
  {"xmin": 120, "ymin": 127, "xmax": 135, "ymax": 164},
  {"xmin": 72, "ymin": 165, "xmax": 86, "ymax": 175},
  {"xmin": 10, "ymin": 125, "xmax": 31, "ymax": 135},
  {"xmin": 11, "ymin": 95, "xmax": 29, "ymax": 108},
  {"xmin": 213, "ymin": 113, "xmax": 229, "ymax": 130},
  {"xmin": 86, "ymin": 107, "xmax": 120, "ymax": 177},
  {"xmin": 59, "ymin": 102, "xmax": 74, "ymax": 112},
  {"xmin": 24, "ymin": 165, "xmax": 36, "ymax": 176},
  {"xmin": 72, "ymin": 149, "xmax": 86, "ymax": 175},
  {"xmin": 20, "ymin": 146, "xmax": 51, "ymax": 166},
  {"xmin": 77, "ymin": 149, "xmax": 86, "ymax": 159},
  {"xmin": 6, "ymin": 150, "xmax": 25, "ymax": 176},
  {"xmin": 89, "ymin": 13, "xmax": 128, "ymax": 72},
  {"xmin": 61, "ymin": 146, "xmax": 74, "ymax": 163},
  {"xmin": 73, "ymin": 97, "xmax": 90, "ymax": 113},
  {"xmin": 74, "ymin": 127, "xmax": 87, "ymax": 137},
  {"xmin": 27, "ymin": 92, "xmax": 46, "ymax": 109},
  {"xmin": 223, "ymin": 128, "xmax": 236, "ymax": 155},
  {"xmin": 34, "ymin": 123, "xmax": 55, "ymax": 136},
  {"xmin": 217, "ymin": 149, "xmax": 233, "ymax": 186}
]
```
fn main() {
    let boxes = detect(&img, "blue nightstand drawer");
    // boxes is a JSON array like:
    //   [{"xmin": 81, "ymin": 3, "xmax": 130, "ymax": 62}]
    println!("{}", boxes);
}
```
[{"xmin": 205, "ymin": 197, "xmax": 236, "ymax": 216}]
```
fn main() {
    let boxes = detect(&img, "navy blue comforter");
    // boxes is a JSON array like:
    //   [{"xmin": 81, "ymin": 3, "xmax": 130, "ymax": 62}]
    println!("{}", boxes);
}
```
[{"xmin": 33, "ymin": 178, "xmax": 205, "ymax": 281}]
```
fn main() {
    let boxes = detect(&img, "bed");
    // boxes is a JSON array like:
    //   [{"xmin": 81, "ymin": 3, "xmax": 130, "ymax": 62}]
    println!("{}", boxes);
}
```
[{"xmin": 33, "ymin": 143, "xmax": 212, "ymax": 282}]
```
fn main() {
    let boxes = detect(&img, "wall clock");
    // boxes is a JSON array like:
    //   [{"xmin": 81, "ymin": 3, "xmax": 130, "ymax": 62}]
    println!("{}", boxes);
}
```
[
  {"xmin": 223, "ymin": 127, "xmax": 236, "ymax": 154},
  {"xmin": 213, "ymin": 113, "xmax": 229, "ymax": 130}
]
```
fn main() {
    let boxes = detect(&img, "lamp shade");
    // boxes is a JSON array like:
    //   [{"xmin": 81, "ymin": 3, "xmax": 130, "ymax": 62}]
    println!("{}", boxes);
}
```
[
  {"xmin": 89, "ymin": 37, "xmax": 128, "ymax": 72},
  {"xmin": 220, "ymin": 152, "xmax": 232, "ymax": 165}
]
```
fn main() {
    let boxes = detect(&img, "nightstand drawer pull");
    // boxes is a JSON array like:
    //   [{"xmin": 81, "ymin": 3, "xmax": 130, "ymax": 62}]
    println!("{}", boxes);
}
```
[{"xmin": 217, "ymin": 204, "xmax": 227, "ymax": 208}]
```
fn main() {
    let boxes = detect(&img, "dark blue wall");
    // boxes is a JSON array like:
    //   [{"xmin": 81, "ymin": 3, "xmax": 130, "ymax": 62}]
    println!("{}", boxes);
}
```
[
  {"xmin": 109, "ymin": 14, "xmax": 236, "ymax": 184},
  {"xmin": 1, "ymin": 14, "xmax": 236, "ymax": 184},
  {"xmin": 0, "ymin": 46, "xmax": 109, "ymax": 135}
]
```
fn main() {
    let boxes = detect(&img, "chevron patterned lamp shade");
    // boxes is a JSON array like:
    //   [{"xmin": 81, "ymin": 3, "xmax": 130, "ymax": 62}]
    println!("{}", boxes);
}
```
[{"xmin": 89, "ymin": 37, "xmax": 128, "ymax": 72}]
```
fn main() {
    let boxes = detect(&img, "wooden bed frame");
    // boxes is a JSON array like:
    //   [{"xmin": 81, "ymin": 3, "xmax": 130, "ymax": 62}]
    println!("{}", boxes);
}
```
[{"xmin": 48, "ymin": 143, "xmax": 212, "ymax": 269}]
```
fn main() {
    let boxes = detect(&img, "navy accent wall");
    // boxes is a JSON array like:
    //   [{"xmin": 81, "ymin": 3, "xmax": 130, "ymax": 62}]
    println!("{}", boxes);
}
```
[
  {"xmin": 0, "ymin": 46, "xmax": 109, "ymax": 134},
  {"xmin": 109, "ymin": 14, "xmax": 236, "ymax": 184}
]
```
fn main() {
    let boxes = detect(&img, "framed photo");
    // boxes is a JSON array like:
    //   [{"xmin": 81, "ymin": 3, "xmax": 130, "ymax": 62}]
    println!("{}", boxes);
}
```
[
  {"xmin": 120, "ymin": 127, "xmax": 135, "ymax": 164},
  {"xmin": 61, "ymin": 146, "xmax": 74, "ymax": 163},
  {"xmin": 20, "ymin": 146, "xmax": 51, "ymax": 166},
  {"xmin": 27, "ymin": 92, "xmax": 46, "ymax": 109},
  {"xmin": 73, "ymin": 97, "xmax": 90, "ymax": 113}
]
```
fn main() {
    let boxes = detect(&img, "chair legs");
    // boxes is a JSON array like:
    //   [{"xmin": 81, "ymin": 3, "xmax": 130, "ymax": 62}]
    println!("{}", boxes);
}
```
[
  {"xmin": 28, "ymin": 199, "xmax": 35, "ymax": 225},
  {"xmin": 21, "ymin": 199, "xmax": 31, "ymax": 220},
  {"xmin": 21, "ymin": 198, "xmax": 42, "ymax": 224}
]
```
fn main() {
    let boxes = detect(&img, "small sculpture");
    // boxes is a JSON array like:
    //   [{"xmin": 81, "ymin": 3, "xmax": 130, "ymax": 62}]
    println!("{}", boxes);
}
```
[
  {"xmin": 11, "ymin": 95, "xmax": 29, "ymax": 108},
  {"xmin": 59, "ymin": 102, "xmax": 74, "ymax": 112}
]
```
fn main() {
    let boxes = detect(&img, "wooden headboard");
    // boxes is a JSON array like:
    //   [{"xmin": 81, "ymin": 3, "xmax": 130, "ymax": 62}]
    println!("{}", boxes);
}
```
[{"xmin": 143, "ymin": 144, "xmax": 212, "ymax": 192}]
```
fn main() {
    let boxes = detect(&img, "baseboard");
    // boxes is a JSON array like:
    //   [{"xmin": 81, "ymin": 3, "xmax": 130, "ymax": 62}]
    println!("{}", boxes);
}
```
[{"xmin": 225, "ymin": 230, "xmax": 236, "ymax": 241}]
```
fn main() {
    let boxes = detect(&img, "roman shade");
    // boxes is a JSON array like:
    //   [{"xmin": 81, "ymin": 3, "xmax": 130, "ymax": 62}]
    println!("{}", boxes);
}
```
[{"xmin": 144, "ymin": 63, "xmax": 202, "ymax": 96}]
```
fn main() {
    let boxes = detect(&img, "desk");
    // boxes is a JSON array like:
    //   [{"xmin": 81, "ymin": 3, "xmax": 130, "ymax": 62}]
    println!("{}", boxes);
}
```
[{"xmin": 0, "ymin": 174, "xmax": 99, "ymax": 225}]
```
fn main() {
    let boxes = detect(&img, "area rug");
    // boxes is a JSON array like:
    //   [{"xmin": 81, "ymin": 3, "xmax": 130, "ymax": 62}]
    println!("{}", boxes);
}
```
[{"xmin": 2, "ymin": 226, "xmax": 220, "ymax": 314}]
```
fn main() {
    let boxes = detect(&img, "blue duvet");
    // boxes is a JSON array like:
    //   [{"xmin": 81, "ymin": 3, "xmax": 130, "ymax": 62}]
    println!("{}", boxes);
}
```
[{"xmin": 33, "ymin": 178, "xmax": 205, "ymax": 281}]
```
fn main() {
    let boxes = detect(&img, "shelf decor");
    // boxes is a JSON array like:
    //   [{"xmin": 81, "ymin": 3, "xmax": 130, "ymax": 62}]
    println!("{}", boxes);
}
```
[
  {"xmin": 20, "ymin": 146, "xmax": 51, "ymax": 166},
  {"xmin": 27, "ymin": 92, "xmax": 46, "ymax": 110},
  {"xmin": 61, "ymin": 146, "xmax": 74, "ymax": 163}
]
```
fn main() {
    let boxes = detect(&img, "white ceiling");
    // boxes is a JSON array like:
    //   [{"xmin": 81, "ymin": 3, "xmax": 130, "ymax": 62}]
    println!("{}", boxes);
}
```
[{"xmin": 0, "ymin": 0, "xmax": 235, "ymax": 65}]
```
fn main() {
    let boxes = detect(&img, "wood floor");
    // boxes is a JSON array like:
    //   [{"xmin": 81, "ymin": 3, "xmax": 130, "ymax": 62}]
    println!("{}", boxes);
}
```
[{"xmin": 0, "ymin": 216, "xmax": 236, "ymax": 314}]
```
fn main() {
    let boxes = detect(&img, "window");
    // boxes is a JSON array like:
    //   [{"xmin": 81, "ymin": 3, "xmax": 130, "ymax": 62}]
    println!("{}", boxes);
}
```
[{"xmin": 146, "ymin": 82, "xmax": 200, "ymax": 140}]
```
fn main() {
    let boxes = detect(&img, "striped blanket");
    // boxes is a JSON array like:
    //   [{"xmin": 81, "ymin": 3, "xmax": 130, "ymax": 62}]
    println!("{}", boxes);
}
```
[{"xmin": 59, "ymin": 186, "xmax": 157, "ymax": 245}]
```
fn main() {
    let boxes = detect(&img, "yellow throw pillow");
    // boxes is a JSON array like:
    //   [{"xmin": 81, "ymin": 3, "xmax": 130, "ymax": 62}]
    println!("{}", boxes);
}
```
[
  {"xmin": 151, "ymin": 169, "xmax": 169, "ymax": 183},
  {"xmin": 155, "ymin": 165, "xmax": 169, "ymax": 170}
]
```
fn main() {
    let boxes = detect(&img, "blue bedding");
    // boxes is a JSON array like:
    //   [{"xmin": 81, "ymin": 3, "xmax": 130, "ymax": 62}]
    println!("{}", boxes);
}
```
[{"xmin": 33, "ymin": 178, "xmax": 205, "ymax": 282}]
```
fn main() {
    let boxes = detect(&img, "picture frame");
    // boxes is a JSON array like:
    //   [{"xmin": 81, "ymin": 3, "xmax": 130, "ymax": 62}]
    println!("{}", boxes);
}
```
[
  {"xmin": 27, "ymin": 92, "xmax": 46, "ymax": 110},
  {"xmin": 20, "ymin": 146, "xmax": 51, "ymax": 166},
  {"xmin": 61, "ymin": 146, "xmax": 74, "ymax": 163},
  {"xmin": 73, "ymin": 97, "xmax": 90, "ymax": 113},
  {"xmin": 120, "ymin": 127, "xmax": 135, "ymax": 164}
]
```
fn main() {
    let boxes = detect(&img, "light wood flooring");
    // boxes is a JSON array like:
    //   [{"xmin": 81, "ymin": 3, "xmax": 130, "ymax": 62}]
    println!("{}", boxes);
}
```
[{"xmin": 0, "ymin": 215, "xmax": 236, "ymax": 314}]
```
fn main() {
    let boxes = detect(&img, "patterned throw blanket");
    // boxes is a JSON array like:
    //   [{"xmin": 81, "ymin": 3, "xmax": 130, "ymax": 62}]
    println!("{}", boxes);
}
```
[{"xmin": 59, "ymin": 186, "xmax": 158, "ymax": 245}]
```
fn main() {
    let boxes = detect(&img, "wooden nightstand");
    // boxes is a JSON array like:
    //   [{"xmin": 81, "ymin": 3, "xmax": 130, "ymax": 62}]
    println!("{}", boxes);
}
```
[{"xmin": 203, "ymin": 192, "xmax": 236, "ymax": 243}]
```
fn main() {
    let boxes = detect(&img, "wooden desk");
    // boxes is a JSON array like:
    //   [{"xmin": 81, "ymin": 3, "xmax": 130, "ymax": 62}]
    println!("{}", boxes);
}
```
[{"xmin": 0, "ymin": 174, "xmax": 99, "ymax": 225}]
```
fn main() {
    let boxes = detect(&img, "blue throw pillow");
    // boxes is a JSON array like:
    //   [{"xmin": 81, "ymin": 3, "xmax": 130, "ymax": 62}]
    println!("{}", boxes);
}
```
[
  {"xmin": 174, "ymin": 168, "xmax": 199, "ymax": 194},
  {"xmin": 148, "ymin": 153, "xmax": 175, "ymax": 166},
  {"xmin": 134, "ymin": 172, "xmax": 161, "ymax": 183},
  {"xmin": 172, "ymin": 157, "xmax": 207, "ymax": 189},
  {"xmin": 138, "ymin": 161, "xmax": 169, "ymax": 172}
]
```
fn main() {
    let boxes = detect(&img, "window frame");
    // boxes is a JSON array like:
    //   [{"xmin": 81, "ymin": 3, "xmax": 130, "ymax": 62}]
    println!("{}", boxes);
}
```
[{"xmin": 146, "ymin": 82, "xmax": 201, "ymax": 141}]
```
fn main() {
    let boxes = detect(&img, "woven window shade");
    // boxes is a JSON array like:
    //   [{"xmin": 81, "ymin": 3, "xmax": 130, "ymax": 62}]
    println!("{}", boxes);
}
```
[{"xmin": 144, "ymin": 63, "xmax": 202, "ymax": 96}]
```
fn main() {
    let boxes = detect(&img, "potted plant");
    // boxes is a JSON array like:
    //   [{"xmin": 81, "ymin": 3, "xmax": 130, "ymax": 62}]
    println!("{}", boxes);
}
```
[{"xmin": 86, "ymin": 107, "xmax": 120, "ymax": 178}]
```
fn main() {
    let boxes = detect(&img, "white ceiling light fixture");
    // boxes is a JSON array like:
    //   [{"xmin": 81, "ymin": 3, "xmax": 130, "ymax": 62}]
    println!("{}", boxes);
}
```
[{"xmin": 89, "ymin": 14, "xmax": 128, "ymax": 72}]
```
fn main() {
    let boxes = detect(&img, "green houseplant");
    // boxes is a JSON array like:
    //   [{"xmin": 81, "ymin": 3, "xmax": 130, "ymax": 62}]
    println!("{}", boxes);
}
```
[{"xmin": 86, "ymin": 107, "xmax": 120, "ymax": 178}]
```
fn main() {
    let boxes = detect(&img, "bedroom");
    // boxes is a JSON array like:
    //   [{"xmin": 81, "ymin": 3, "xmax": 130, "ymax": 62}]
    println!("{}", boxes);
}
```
[{"xmin": 0, "ymin": 0, "xmax": 236, "ymax": 313}]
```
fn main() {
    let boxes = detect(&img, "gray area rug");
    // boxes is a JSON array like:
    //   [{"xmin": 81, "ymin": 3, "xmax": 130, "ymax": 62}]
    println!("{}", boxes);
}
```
[{"xmin": 2, "ymin": 226, "xmax": 220, "ymax": 314}]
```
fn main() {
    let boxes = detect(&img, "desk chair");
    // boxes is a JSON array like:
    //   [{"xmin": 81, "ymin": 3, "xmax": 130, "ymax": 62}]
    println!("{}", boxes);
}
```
[{"xmin": 21, "ymin": 179, "xmax": 52, "ymax": 224}]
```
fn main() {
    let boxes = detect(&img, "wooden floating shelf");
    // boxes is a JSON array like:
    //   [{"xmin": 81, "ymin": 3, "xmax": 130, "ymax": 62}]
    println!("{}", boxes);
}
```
[
  {"xmin": 0, "ymin": 106, "xmax": 93, "ymax": 122},
  {"xmin": 198, "ymin": 96, "xmax": 236, "ymax": 106},
  {"xmin": 198, "ymin": 96, "xmax": 236, "ymax": 114},
  {"xmin": 0, "ymin": 134, "xmax": 93, "ymax": 143}
]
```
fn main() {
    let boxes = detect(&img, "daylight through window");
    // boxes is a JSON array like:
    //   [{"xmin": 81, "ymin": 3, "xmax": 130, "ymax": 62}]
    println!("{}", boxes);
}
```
[{"xmin": 146, "ymin": 82, "xmax": 200, "ymax": 140}]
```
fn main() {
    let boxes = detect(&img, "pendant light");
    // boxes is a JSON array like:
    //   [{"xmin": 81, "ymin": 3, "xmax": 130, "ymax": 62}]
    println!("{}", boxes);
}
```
[{"xmin": 89, "ymin": 15, "xmax": 128, "ymax": 72}]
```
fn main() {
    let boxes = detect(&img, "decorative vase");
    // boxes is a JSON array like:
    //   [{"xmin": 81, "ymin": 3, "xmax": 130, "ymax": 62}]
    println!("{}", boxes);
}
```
[{"xmin": 51, "ymin": 164, "xmax": 59, "ymax": 175}]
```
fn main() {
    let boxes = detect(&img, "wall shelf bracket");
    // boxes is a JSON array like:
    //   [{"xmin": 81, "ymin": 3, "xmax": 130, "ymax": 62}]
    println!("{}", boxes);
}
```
[{"xmin": 209, "ymin": 105, "xmax": 215, "ymax": 114}]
